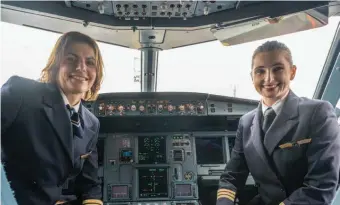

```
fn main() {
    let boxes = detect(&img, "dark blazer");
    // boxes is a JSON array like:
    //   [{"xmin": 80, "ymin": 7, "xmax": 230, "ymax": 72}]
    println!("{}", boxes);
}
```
[
  {"xmin": 216, "ymin": 91, "xmax": 340, "ymax": 205},
  {"xmin": 1, "ymin": 76, "xmax": 102, "ymax": 205}
]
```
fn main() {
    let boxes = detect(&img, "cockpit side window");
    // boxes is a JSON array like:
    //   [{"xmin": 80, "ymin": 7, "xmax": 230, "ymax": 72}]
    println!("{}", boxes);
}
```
[{"xmin": 336, "ymin": 99, "xmax": 340, "ymax": 125}]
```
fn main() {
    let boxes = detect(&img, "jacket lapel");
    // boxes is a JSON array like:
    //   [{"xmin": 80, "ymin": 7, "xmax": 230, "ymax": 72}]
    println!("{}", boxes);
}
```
[
  {"xmin": 264, "ymin": 91, "xmax": 299, "ymax": 155},
  {"xmin": 79, "ymin": 104, "xmax": 96, "ymax": 144},
  {"xmin": 42, "ymin": 83, "xmax": 73, "ymax": 164}
]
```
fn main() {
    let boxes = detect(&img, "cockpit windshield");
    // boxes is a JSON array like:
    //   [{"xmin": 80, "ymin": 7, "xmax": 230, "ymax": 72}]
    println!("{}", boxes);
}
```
[
  {"xmin": 1, "ymin": 16, "xmax": 340, "ymax": 100},
  {"xmin": 157, "ymin": 16, "xmax": 340, "ymax": 100}
]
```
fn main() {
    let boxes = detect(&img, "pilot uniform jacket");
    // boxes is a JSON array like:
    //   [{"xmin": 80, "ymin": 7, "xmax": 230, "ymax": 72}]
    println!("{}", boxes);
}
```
[
  {"xmin": 1, "ymin": 76, "xmax": 102, "ymax": 205},
  {"xmin": 216, "ymin": 91, "xmax": 340, "ymax": 205}
]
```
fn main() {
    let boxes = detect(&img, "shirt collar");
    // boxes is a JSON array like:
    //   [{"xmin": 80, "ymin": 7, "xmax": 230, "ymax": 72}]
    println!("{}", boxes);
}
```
[
  {"xmin": 60, "ymin": 89, "xmax": 81, "ymax": 113},
  {"xmin": 261, "ymin": 90, "xmax": 289, "ymax": 115}
]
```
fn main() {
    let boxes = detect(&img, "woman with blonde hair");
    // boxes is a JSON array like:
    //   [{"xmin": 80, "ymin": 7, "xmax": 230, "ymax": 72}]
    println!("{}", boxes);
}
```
[{"xmin": 1, "ymin": 31, "xmax": 104, "ymax": 205}]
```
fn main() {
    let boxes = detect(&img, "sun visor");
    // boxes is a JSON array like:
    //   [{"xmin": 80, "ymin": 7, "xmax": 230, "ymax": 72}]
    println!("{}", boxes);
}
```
[{"xmin": 211, "ymin": 11, "xmax": 328, "ymax": 46}]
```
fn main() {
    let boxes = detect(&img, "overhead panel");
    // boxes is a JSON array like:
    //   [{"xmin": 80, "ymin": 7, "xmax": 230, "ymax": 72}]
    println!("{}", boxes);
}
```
[
  {"xmin": 68, "ymin": 1, "xmax": 242, "ymax": 19},
  {"xmin": 1, "ymin": 1, "xmax": 330, "ymax": 49}
]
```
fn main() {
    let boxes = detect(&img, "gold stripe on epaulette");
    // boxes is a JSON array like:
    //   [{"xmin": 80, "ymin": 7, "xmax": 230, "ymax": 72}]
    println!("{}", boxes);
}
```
[{"xmin": 217, "ymin": 194, "xmax": 234, "ymax": 201}]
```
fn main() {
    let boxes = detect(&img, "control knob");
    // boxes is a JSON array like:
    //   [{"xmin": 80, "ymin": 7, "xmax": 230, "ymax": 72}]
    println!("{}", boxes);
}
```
[
  {"xmin": 168, "ymin": 105, "xmax": 174, "ymax": 112},
  {"xmin": 118, "ymin": 105, "xmax": 124, "ymax": 112},
  {"xmin": 179, "ymin": 105, "xmax": 185, "ymax": 111},
  {"xmin": 197, "ymin": 103, "xmax": 204, "ymax": 113}
]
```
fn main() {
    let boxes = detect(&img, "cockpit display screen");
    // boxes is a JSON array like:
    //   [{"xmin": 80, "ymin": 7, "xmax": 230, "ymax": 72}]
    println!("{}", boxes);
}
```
[
  {"xmin": 195, "ymin": 137, "xmax": 224, "ymax": 164},
  {"xmin": 175, "ymin": 184, "xmax": 192, "ymax": 197},
  {"xmin": 111, "ymin": 185, "xmax": 129, "ymax": 199},
  {"xmin": 138, "ymin": 136, "xmax": 166, "ymax": 164},
  {"xmin": 138, "ymin": 168, "xmax": 168, "ymax": 198},
  {"xmin": 119, "ymin": 149, "xmax": 133, "ymax": 163}
]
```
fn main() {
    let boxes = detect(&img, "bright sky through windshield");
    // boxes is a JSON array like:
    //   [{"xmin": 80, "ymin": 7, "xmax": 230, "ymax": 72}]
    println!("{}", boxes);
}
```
[
  {"xmin": 158, "ymin": 16, "xmax": 340, "ymax": 100},
  {"xmin": 1, "ymin": 16, "xmax": 339, "ymax": 101}
]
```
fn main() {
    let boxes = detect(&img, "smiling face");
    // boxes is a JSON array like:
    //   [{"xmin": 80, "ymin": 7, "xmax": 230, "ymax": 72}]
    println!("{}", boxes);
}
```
[
  {"xmin": 251, "ymin": 50, "xmax": 297, "ymax": 105},
  {"xmin": 56, "ymin": 43, "xmax": 97, "ymax": 96}
]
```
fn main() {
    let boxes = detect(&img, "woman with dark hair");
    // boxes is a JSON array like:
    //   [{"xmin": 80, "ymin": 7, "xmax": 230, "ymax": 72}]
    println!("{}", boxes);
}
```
[{"xmin": 1, "ymin": 31, "xmax": 105, "ymax": 205}]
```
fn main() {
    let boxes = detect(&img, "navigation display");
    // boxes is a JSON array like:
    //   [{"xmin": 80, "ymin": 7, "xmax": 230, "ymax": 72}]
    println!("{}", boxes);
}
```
[
  {"xmin": 138, "ymin": 168, "xmax": 168, "ymax": 198},
  {"xmin": 138, "ymin": 136, "xmax": 166, "ymax": 164},
  {"xmin": 195, "ymin": 137, "xmax": 224, "ymax": 164}
]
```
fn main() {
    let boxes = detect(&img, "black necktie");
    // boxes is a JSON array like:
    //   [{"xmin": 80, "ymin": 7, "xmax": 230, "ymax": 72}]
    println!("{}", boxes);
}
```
[
  {"xmin": 262, "ymin": 107, "xmax": 276, "ymax": 134},
  {"xmin": 66, "ymin": 104, "xmax": 83, "ymax": 138}
]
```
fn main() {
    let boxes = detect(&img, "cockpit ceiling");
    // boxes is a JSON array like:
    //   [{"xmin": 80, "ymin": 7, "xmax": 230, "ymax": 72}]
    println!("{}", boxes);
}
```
[{"xmin": 1, "ymin": 1, "xmax": 337, "ymax": 50}]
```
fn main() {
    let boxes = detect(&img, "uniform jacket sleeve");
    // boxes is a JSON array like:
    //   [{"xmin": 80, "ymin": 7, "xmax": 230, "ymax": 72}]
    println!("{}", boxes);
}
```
[
  {"xmin": 1, "ymin": 76, "xmax": 24, "ymax": 137},
  {"xmin": 1, "ymin": 76, "xmax": 25, "ymax": 161},
  {"xmin": 75, "ymin": 120, "xmax": 103, "ymax": 205},
  {"xmin": 281, "ymin": 101, "xmax": 340, "ymax": 205},
  {"xmin": 216, "ymin": 117, "xmax": 250, "ymax": 205}
]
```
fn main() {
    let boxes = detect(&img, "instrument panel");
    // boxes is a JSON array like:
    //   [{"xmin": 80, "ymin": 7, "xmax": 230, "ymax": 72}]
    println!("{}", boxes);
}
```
[
  {"xmin": 89, "ymin": 93, "xmax": 258, "ymax": 204},
  {"xmin": 84, "ymin": 92, "xmax": 258, "ymax": 117},
  {"xmin": 97, "ymin": 100, "xmax": 206, "ymax": 117},
  {"xmin": 101, "ymin": 132, "xmax": 240, "ymax": 205}
]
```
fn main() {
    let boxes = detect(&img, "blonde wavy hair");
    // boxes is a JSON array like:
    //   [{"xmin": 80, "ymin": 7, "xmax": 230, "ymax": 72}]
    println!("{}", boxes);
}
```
[{"xmin": 40, "ymin": 31, "xmax": 104, "ymax": 101}]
